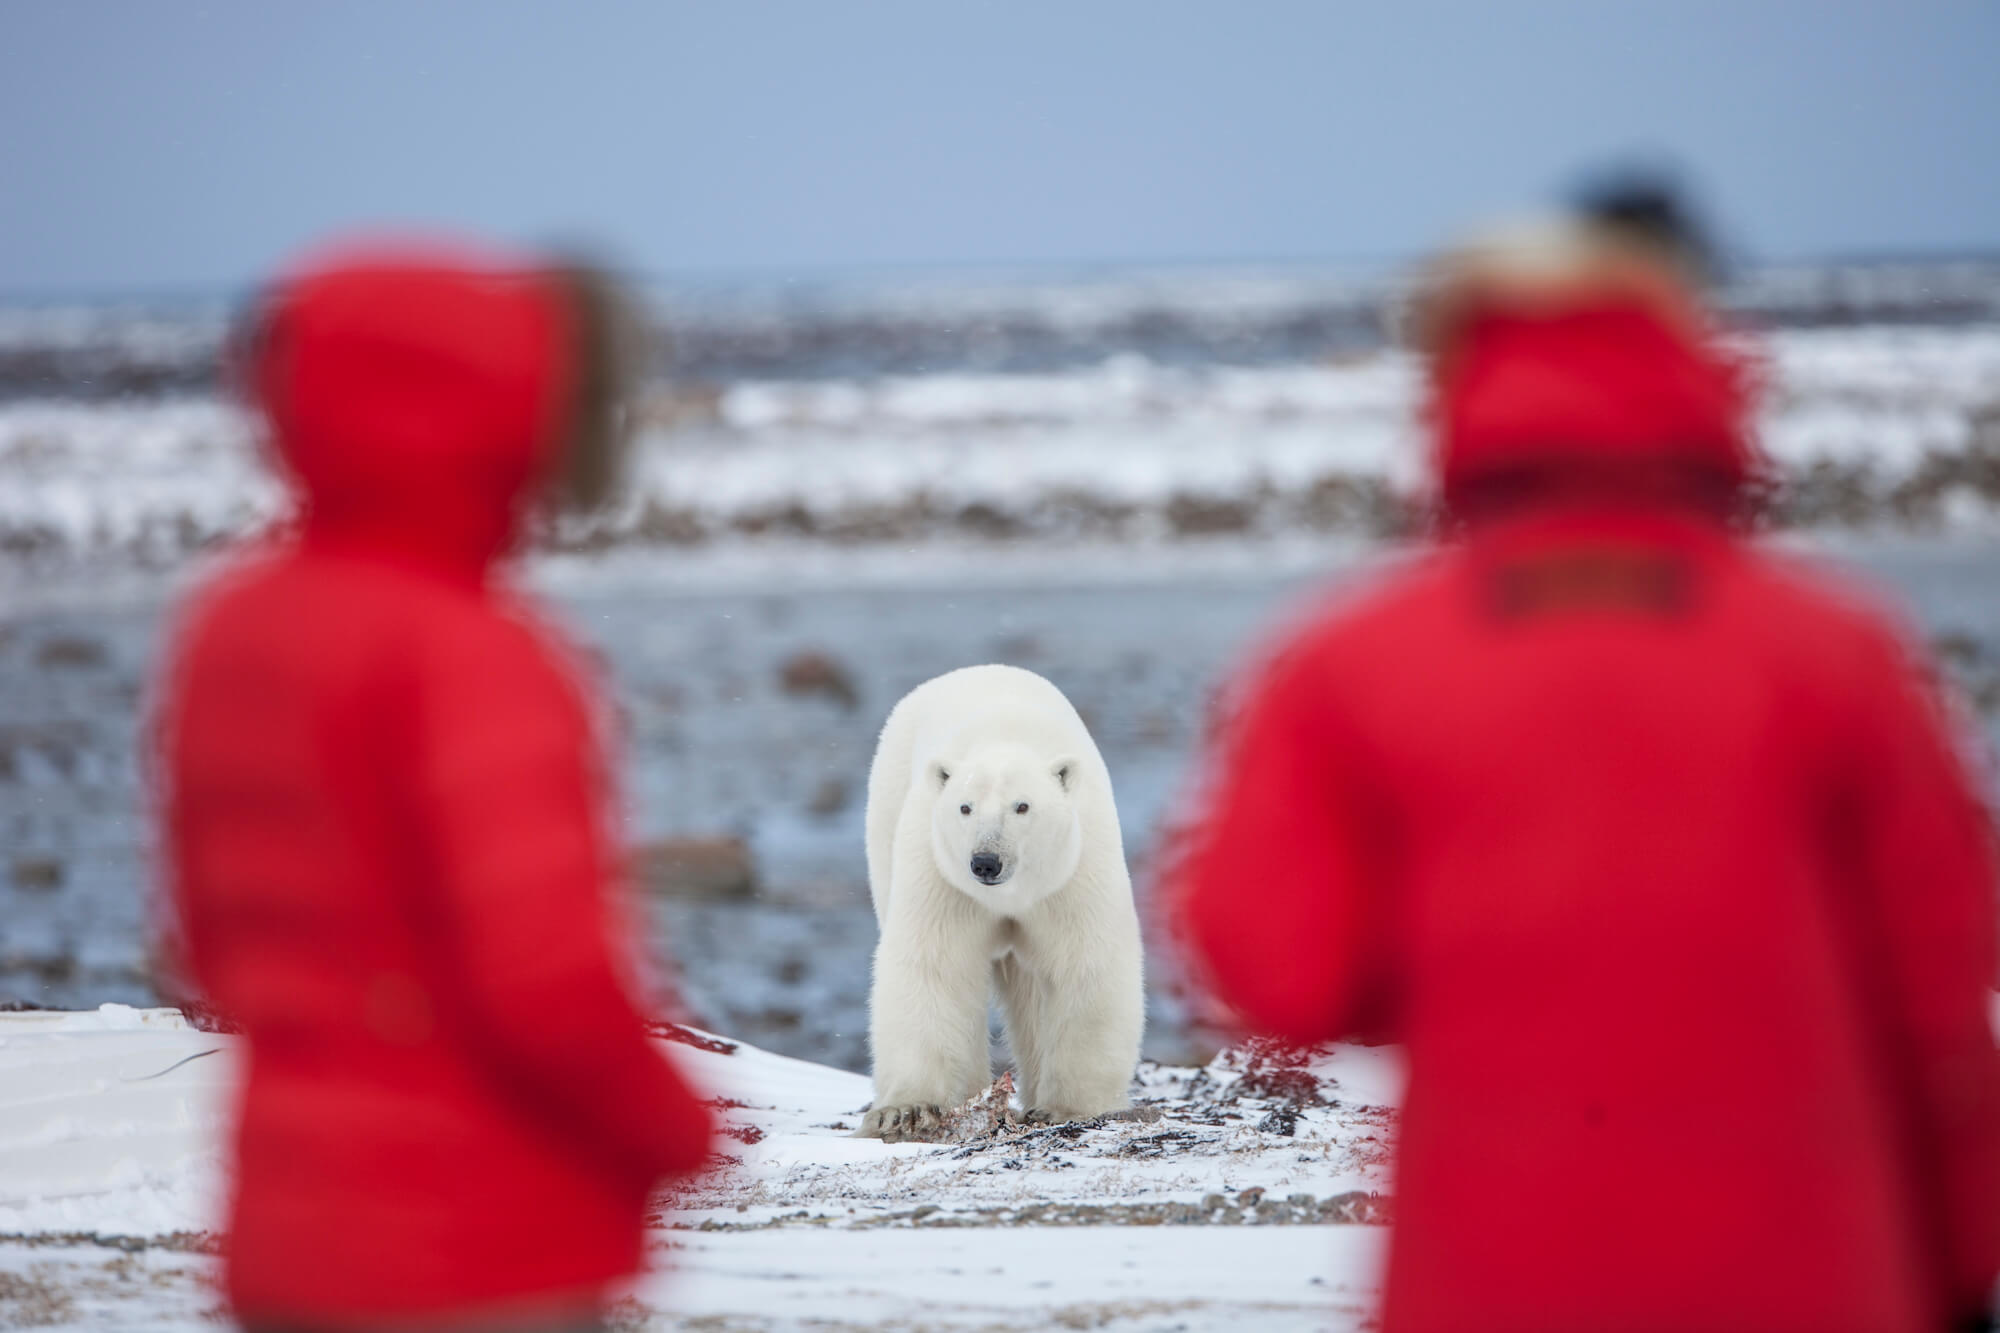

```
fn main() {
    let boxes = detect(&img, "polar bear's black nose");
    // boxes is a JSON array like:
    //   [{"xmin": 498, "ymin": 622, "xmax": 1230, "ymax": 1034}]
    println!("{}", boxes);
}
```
[{"xmin": 970, "ymin": 853, "xmax": 1003, "ymax": 883}]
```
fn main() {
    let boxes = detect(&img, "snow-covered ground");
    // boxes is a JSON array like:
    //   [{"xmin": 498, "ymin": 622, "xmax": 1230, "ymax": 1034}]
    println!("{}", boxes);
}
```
[{"xmin": 0, "ymin": 1006, "xmax": 1397, "ymax": 1330}]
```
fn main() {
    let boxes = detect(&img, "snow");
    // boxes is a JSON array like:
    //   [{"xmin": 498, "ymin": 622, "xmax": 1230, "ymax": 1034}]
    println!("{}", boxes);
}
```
[
  {"xmin": 0, "ymin": 1009, "xmax": 1399, "ymax": 1329},
  {"xmin": 4, "ymin": 324, "xmax": 1999, "ymax": 574},
  {"xmin": 0, "ymin": 1006, "xmax": 231, "ymax": 1238},
  {"xmin": 660, "ymin": 1227, "xmax": 1384, "ymax": 1330},
  {"xmin": 7, "ymin": 1006, "xmax": 2000, "ymax": 1328}
]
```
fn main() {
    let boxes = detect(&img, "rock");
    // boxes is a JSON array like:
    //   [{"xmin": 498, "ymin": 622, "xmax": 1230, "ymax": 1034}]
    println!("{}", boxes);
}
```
[
  {"xmin": 955, "ymin": 502, "xmax": 1021, "ymax": 538},
  {"xmin": 1256, "ymin": 1104, "xmax": 1300, "ymax": 1136},
  {"xmin": 778, "ymin": 651, "xmax": 859, "ymax": 710},
  {"xmin": 0, "ymin": 723, "xmax": 86, "ymax": 782},
  {"xmin": 806, "ymin": 776, "xmax": 852, "ymax": 816},
  {"xmin": 633, "ymin": 501, "xmax": 706, "ymax": 545},
  {"xmin": 633, "ymin": 381, "xmax": 725, "ymax": 431},
  {"xmin": 1933, "ymin": 631, "xmax": 1987, "ymax": 668},
  {"xmin": 10, "ymin": 858, "xmax": 63, "ymax": 892},
  {"xmin": 1319, "ymin": 1189, "xmax": 1390, "ymax": 1224},
  {"xmin": 1165, "ymin": 492, "xmax": 1257, "ymax": 536},
  {"xmin": 35, "ymin": 636, "xmax": 107, "ymax": 669},
  {"xmin": 989, "ymin": 633, "xmax": 1041, "ymax": 661},
  {"xmin": 631, "ymin": 835, "xmax": 756, "ymax": 899},
  {"xmin": 1099, "ymin": 1105, "xmax": 1164, "ymax": 1124}
]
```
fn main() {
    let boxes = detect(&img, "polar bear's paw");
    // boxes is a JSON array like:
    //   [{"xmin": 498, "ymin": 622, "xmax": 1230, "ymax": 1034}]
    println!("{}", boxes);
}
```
[{"xmin": 854, "ymin": 1103, "xmax": 949, "ymax": 1143}]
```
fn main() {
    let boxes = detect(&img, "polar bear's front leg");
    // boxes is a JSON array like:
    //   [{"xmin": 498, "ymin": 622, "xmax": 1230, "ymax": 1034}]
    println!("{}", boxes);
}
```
[
  {"xmin": 860, "ymin": 884, "xmax": 995, "ymax": 1142},
  {"xmin": 1003, "ymin": 912, "xmax": 1144, "ymax": 1124}
]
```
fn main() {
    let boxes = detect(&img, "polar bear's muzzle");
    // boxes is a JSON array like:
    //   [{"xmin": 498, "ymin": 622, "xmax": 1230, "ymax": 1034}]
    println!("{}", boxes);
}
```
[{"xmin": 969, "ymin": 851, "xmax": 1008, "ymax": 885}]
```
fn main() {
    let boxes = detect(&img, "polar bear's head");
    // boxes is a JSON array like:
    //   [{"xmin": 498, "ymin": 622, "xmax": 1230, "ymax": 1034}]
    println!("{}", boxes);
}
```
[{"xmin": 928, "ymin": 743, "xmax": 1084, "ymax": 910}]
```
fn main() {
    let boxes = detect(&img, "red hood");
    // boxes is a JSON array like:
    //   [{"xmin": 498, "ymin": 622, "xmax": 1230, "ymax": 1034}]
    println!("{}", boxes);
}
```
[
  {"xmin": 1414, "ymin": 227, "xmax": 1757, "ymax": 522},
  {"xmin": 1433, "ymin": 301, "xmax": 1754, "ymax": 518},
  {"xmin": 250, "ymin": 242, "xmax": 575, "ymax": 579}
]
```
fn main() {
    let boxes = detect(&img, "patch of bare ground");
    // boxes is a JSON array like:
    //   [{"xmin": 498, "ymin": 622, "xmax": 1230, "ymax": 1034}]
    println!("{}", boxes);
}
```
[
  {"xmin": 0, "ymin": 1241, "xmax": 226, "ymax": 1330},
  {"xmin": 0, "ymin": 1232, "xmax": 219, "ymax": 1255},
  {"xmin": 678, "ymin": 1189, "xmax": 1388, "ymax": 1234},
  {"xmin": 0, "ymin": 1266, "xmax": 76, "ymax": 1328},
  {"xmin": 671, "ymin": 1039, "xmax": 1396, "ymax": 1233}
]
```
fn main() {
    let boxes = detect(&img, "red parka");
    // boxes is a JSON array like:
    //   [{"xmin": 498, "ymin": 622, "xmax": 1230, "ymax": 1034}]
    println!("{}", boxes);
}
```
[
  {"xmin": 161, "ymin": 247, "xmax": 713, "ymax": 1325},
  {"xmin": 1177, "ymin": 244, "xmax": 2000, "ymax": 1332}
]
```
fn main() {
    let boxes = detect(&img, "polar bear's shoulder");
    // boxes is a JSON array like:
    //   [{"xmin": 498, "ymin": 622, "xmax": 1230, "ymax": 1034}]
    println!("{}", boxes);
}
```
[
  {"xmin": 897, "ymin": 663, "xmax": 1070, "ymax": 712},
  {"xmin": 891, "ymin": 664, "xmax": 1088, "ymax": 750}
]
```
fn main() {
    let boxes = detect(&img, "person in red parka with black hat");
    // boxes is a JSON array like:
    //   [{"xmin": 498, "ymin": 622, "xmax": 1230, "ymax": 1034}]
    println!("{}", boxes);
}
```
[
  {"xmin": 1175, "ymin": 201, "xmax": 2000, "ymax": 1333},
  {"xmin": 158, "ymin": 242, "xmax": 714, "ymax": 1332}
]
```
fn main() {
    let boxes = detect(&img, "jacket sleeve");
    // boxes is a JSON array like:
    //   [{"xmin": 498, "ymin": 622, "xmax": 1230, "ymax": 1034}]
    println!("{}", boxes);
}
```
[
  {"xmin": 412, "ymin": 614, "xmax": 714, "ymax": 1183},
  {"xmin": 1172, "ymin": 630, "xmax": 1394, "ymax": 1046},
  {"xmin": 1850, "ymin": 627, "xmax": 2000, "ymax": 1315}
]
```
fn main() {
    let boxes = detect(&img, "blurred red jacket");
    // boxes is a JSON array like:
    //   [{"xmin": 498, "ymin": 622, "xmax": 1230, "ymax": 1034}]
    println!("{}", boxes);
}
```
[
  {"xmin": 1177, "ymin": 257, "xmax": 2000, "ymax": 1332},
  {"xmin": 161, "ymin": 248, "xmax": 713, "ymax": 1325}
]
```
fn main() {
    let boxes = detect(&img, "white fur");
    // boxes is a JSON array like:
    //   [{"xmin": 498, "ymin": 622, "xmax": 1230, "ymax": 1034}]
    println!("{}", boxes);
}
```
[{"xmin": 859, "ymin": 665, "xmax": 1144, "ymax": 1137}]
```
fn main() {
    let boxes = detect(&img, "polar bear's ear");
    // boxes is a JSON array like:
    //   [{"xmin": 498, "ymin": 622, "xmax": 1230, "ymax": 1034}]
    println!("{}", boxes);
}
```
[
  {"xmin": 1050, "ymin": 757, "xmax": 1080, "ymax": 791},
  {"xmin": 931, "ymin": 760, "xmax": 951, "ymax": 790}
]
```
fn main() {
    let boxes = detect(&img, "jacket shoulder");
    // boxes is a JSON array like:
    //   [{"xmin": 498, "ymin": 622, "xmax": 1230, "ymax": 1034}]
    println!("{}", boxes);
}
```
[
  {"xmin": 1255, "ymin": 548, "xmax": 1472, "ymax": 677},
  {"xmin": 409, "ymin": 584, "xmax": 586, "ymax": 685},
  {"xmin": 1210, "ymin": 550, "xmax": 1464, "ymax": 729},
  {"xmin": 1730, "ymin": 545, "xmax": 1929, "ymax": 682},
  {"xmin": 169, "ymin": 552, "xmax": 583, "ymax": 702},
  {"xmin": 402, "ymin": 587, "xmax": 607, "ymax": 776},
  {"xmin": 1743, "ymin": 544, "xmax": 1986, "ymax": 757}
]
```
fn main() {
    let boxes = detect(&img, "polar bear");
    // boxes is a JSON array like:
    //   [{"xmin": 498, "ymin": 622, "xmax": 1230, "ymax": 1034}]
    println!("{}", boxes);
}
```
[{"xmin": 857, "ymin": 664, "xmax": 1145, "ymax": 1141}]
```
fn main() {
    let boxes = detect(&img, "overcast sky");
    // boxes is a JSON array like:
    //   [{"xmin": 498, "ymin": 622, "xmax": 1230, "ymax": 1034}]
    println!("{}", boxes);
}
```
[{"xmin": 3, "ymin": 2, "xmax": 1996, "ymax": 295}]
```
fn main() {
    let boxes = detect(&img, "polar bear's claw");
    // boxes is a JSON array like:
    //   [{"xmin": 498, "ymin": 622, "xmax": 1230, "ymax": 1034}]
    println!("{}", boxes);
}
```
[{"xmin": 856, "ymin": 1103, "xmax": 948, "ymax": 1142}]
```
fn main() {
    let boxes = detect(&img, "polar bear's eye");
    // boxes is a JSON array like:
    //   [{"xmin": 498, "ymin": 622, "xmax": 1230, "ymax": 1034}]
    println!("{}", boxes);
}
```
[
  {"xmin": 1014, "ymin": 802, "xmax": 1030, "ymax": 815},
  {"xmin": 959, "ymin": 803, "xmax": 971, "ymax": 816}
]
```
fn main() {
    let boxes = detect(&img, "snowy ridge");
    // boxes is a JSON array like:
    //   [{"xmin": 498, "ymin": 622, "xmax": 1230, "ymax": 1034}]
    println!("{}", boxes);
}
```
[
  {"xmin": 0, "ymin": 1006, "xmax": 231, "ymax": 1241},
  {"xmin": 2, "ymin": 325, "xmax": 1997, "ymax": 578},
  {"xmin": 0, "ymin": 1008, "xmax": 1398, "ymax": 1330}
]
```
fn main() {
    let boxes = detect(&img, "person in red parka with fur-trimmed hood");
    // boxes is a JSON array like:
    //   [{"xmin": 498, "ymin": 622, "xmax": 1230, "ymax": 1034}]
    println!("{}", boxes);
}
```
[
  {"xmin": 158, "ymin": 241, "xmax": 713, "ymax": 1332},
  {"xmin": 1175, "ymin": 195, "xmax": 2000, "ymax": 1333}
]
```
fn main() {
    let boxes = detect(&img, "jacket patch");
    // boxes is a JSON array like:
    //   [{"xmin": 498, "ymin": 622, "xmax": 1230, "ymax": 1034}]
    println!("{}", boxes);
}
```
[{"xmin": 1488, "ymin": 548, "xmax": 1692, "ymax": 622}]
